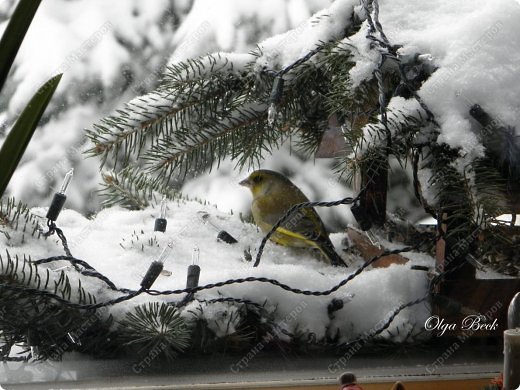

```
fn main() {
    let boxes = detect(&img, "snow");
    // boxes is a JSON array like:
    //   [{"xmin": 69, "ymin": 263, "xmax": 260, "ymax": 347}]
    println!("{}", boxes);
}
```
[
  {"xmin": 159, "ymin": 0, "xmax": 361, "ymax": 154},
  {"xmin": 171, "ymin": 0, "xmax": 520, "ymax": 217},
  {"xmin": 1, "ymin": 0, "xmax": 517, "ymax": 220},
  {"xmin": 6, "ymin": 0, "xmax": 172, "ymax": 114},
  {"xmin": 1, "ymin": 0, "xmax": 188, "ymax": 215},
  {"xmin": 2, "ymin": 0, "xmax": 364, "ymax": 227},
  {"xmin": 493, "ymin": 214, "xmax": 520, "ymax": 226},
  {"xmin": 324, "ymin": 0, "xmax": 520, "ymax": 203},
  {"xmin": 1, "ymin": 0, "xmax": 519, "ymax": 357},
  {"xmin": 377, "ymin": 0, "xmax": 519, "ymax": 168},
  {"xmin": 252, "ymin": 0, "xmax": 359, "ymax": 72},
  {"xmin": 6, "ymin": 105, "xmax": 102, "ymax": 215},
  {"xmin": 1, "ymin": 200, "xmax": 432, "ymax": 344},
  {"xmin": 182, "ymin": 143, "xmax": 357, "ymax": 230},
  {"xmin": 168, "ymin": 0, "xmax": 333, "ymax": 64}
]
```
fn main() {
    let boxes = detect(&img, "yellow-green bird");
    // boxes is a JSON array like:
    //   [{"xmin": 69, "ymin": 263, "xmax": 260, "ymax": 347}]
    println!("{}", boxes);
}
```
[{"xmin": 239, "ymin": 169, "xmax": 346, "ymax": 267}]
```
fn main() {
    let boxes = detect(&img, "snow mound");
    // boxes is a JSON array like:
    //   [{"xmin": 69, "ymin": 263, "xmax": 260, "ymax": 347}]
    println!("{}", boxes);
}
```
[{"xmin": 3, "ymin": 199, "xmax": 432, "ymax": 344}]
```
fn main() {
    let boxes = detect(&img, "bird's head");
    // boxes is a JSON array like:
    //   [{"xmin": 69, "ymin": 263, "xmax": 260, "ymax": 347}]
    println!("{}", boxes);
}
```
[{"xmin": 239, "ymin": 169, "xmax": 288, "ymax": 198}]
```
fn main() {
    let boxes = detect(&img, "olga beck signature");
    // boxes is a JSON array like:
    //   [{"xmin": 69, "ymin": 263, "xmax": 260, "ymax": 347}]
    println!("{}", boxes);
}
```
[{"xmin": 425, "ymin": 314, "xmax": 498, "ymax": 336}]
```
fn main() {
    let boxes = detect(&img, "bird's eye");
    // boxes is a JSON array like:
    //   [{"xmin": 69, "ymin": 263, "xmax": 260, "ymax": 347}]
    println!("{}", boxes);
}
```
[{"xmin": 252, "ymin": 175, "xmax": 262, "ymax": 183}]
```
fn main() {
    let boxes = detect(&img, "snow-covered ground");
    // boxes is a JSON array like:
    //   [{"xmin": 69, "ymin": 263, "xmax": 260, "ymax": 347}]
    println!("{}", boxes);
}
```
[{"xmin": 3, "ymin": 199, "xmax": 432, "ymax": 344}]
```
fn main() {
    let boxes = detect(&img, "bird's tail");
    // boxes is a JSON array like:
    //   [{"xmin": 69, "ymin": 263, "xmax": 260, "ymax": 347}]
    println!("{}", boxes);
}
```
[{"xmin": 317, "ymin": 239, "xmax": 347, "ymax": 267}]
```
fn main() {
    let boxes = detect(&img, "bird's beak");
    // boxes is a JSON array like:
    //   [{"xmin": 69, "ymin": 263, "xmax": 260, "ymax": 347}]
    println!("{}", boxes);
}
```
[{"xmin": 239, "ymin": 177, "xmax": 251, "ymax": 187}]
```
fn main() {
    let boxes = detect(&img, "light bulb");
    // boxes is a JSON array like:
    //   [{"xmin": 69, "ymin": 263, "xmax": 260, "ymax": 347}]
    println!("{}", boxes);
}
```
[
  {"xmin": 191, "ymin": 246, "xmax": 200, "ymax": 265},
  {"xmin": 157, "ymin": 239, "xmax": 174, "ymax": 264},
  {"xmin": 197, "ymin": 211, "xmax": 218, "ymax": 232},
  {"xmin": 160, "ymin": 197, "xmax": 167, "ymax": 219},
  {"xmin": 140, "ymin": 240, "xmax": 173, "ymax": 290},
  {"xmin": 59, "ymin": 168, "xmax": 74, "ymax": 194}
]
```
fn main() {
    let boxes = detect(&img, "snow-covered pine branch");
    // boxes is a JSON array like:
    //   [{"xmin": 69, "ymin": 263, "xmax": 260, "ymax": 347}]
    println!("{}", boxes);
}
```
[{"xmin": 87, "ymin": 0, "xmax": 367, "ymax": 190}]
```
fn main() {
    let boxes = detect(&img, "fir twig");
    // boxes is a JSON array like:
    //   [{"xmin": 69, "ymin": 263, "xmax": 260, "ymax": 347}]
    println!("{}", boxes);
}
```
[{"xmin": 118, "ymin": 302, "xmax": 190, "ymax": 361}]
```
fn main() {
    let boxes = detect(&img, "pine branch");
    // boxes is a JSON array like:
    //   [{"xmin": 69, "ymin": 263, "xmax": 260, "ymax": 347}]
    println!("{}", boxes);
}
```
[
  {"xmin": 85, "ymin": 9, "xmax": 365, "ymax": 200},
  {"xmin": 145, "ymin": 103, "xmax": 270, "ymax": 178},
  {"xmin": 187, "ymin": 300, "xmax": 269, "ymax": 353},
  {"xmin": 0, "ymin": 197, "xmax": 42, "ymax": 242},
  {"xmin": 468, "ymin": 157, "xmax": 510, "ymax": 226},
  {"xmin": 0, "ymin": 252, "xmax": 111, "ymax": 360},
  {"xmin": 424, "ymin": 142, "xmax": 475, "ymax": 238},
  {"xmin": 99, "ymin": 169, "xmax": 154, "ymax": 210},
  {"xmin": 0, "ymin": 251, "xmax": 96, "ymax": 306},
  {"xmin": 117, "ymin": 302, "xmax": 190, "ymax": 361}
]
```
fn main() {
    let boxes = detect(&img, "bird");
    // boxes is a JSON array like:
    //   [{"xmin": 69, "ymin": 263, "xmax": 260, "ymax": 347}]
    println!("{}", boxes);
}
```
[{"xmin": 239, "ymin": 169, "xmax": 346, "ymax": 267}]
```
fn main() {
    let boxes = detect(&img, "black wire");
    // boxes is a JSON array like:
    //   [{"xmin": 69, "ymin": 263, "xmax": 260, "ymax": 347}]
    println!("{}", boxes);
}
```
[
  {"xmin": 196, "ymin": 297, "xmax": 264, "ymax": 311},
  {"xmin": 361, "ymin": 0, "xmax": 440, "ymax": 159},
  {"xmin": 0, "ymin": 284, "xmax": 144, "ymax": 310},
  {"xmin": 32, "ymin": 256, "xmax": 134, "ymax": 293},
  {"xmin": 1, "ymin": 356, "xmax": 28, "ymax": 362},
  {"xmin": 42, "ymin": 220, "xmax": 82, "ymax": 273},
  {"xmin": 363, "ymin": 0, "xmax": 392, "ymax": 49},
  {"xmin": 54, "ymin": 226, "xmax": 72, "ymax": 258},
  {"xmin": 253, "ymin": 195, "xmax": 359, "ymax": 267},
  {"xmin": 278, "ymin": 44, "xmax": 326, "ymax": 76},
  {"xmin": 0, "ymin": 1, "xmax": 456, "ymax": 360},
  {"xmin": 362, "ymin": 0, "xmax": 394, "ymax": 153},
  {"xmin": 337, "ymin": 294, "xmax": 429, "ymax": 349},
  {"xmin": 335, "ymin": 254, "xmax": 471, "ymax": 349},
  {"xmin": 0, "ymin": 245, "xmax": 416, "ymax": 310}
]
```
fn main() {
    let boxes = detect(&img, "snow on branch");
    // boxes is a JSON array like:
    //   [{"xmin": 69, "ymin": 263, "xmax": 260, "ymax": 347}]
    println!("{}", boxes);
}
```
[{"xmin": 86, "ymin": 0, "xmax": 362, "ymax": 187}]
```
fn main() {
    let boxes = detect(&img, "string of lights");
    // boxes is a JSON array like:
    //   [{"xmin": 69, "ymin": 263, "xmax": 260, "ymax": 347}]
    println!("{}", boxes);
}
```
[{"xmin": 0, "ymin": 0, "xmax": 447, "ymax": 362}]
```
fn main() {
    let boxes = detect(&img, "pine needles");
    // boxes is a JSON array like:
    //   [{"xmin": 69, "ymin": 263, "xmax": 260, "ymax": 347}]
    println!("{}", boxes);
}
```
[
  {"xmin": 0, "ymin": 252, "xmax": 110, "ymax": 360},
  {"xmin": 118, "ymin": 302, "xmax": 191, "ymax": 361},
  {"xmin": 85, "ymin": 15, "xmax": 371, "ymax": 201},
  {"xmin": 0, "ymin": 197, "xmax": 42, "ymax": 242}
]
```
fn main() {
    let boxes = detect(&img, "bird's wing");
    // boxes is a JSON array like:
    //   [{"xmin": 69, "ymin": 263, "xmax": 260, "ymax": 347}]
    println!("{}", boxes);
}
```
[
  {"xmin": 254, "ymin": 190, "xmax": 329, "ymax": 243},
  {"xmin": 252, "ymin": 185, "xmax": 346, "ymax": 266},
  {"xmin": 281, "ymin": 207, "xmax": 328, "ymax": 242}
]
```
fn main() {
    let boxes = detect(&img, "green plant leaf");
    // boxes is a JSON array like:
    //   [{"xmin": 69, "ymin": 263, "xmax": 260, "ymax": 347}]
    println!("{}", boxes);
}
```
[
  {"xmin": 0, "ymin": 73, "xmax": 62, "ymax": 197},
  {"xmin": 0, "ymin": 0, "xmax": 42, "ymax": 92}
]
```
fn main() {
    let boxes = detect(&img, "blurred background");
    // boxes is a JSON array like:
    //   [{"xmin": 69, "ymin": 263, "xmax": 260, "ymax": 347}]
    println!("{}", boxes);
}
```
[{"xmin": 0, "ymin": 0, "xmax": 422, "ymax": 230}]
